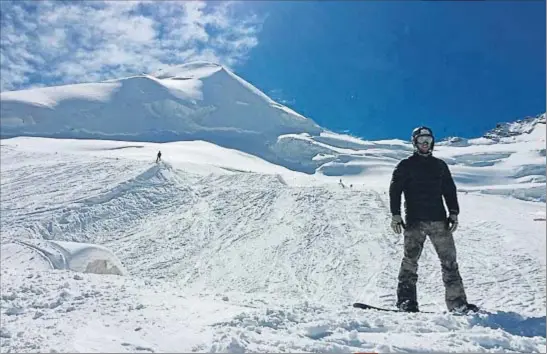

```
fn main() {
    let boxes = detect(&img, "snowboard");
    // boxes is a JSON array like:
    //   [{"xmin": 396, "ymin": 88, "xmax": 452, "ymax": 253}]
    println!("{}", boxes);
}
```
[
  {"xmin": 352, "ymin": 302, "xmax": 479, "ymax": 316},
  {"xmin": 352, "ymin": 302, "xmax": 434, "ymax": 314}
]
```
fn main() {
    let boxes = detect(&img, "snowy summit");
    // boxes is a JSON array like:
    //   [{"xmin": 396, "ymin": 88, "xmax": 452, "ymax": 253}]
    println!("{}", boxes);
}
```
[
  {"xmin": 0, "ymin": 62, "xmax": 546, "ymax": 353},
  {"xmin": 0, "ymin": 61, "xmax": 323, "ymax": 172}
]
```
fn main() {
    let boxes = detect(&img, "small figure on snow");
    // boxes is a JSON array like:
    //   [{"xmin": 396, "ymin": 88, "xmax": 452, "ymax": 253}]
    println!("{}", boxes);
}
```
[
  {"xmin": 156, "ymin": 150, "xmax": 162, "ymax": 163},
  {"xmin": 389, "ymin": 126, "xmax": 478, "ymax": 314}
]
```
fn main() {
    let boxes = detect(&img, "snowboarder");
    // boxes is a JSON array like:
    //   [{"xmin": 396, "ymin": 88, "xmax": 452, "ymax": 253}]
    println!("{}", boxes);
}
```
[
  {"xmin": 156, "ymin": 150, "xmax": 162, "ymax": 163},
  {"xmin": 389, "ymin": 126, "xmax": 478, "ymax": 314}
]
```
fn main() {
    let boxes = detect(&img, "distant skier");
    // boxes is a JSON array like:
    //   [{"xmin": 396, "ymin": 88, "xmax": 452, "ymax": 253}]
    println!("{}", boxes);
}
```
[
  {"xmin": 389, "ymin": 126, "xmax": 478, "ymax": 314},
  {"xmin": 156, "ymin": 150, "xmax": 162, "ymax": 163}
]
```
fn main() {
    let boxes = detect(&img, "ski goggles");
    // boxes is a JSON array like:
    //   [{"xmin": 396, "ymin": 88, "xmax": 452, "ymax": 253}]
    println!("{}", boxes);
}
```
[{"xmin": 416, "ymin": 135, "xmax": 433, "ymax": 144}]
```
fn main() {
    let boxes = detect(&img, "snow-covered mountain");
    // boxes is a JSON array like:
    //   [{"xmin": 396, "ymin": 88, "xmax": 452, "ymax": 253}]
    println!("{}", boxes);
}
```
[
  {"xmin": 1, "ymin": 63, "xmax": 545, "ymax": 352},
  {"xmin": 0, "ymin": 61, "xmax": 326, "ymax": 172},
  {"xmin": 440, "ymin": 114, "xmax": 546, "ymax": 146},
  {"xmin": 0, "ymin": 61, "xmax": 321, "ymax": 137},
  {"xmin": 483, "ymin": 113, "xmax": 546, "ymax": 141},
  {"xmin": 2, "ymin": 61, "xmax": 545, "ymax": 184}
]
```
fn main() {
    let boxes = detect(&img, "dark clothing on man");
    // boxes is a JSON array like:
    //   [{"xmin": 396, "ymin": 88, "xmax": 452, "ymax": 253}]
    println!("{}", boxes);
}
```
[{"xmin": 389, "ymin": 153, "xmax": 459, "ymax": 228}]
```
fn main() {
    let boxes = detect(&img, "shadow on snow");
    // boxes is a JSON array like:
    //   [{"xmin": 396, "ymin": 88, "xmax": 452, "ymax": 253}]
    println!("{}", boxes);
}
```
[{"xmin": 471, "ymin": 310, "xmax": 546, "ymax": 338}]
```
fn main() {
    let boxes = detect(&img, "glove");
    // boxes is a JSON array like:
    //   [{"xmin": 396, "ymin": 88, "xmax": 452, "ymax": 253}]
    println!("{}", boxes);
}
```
[
  {"xmin": 391, "ymin": 215, "xmax": 404, "ymax": 234},
  {"xmin": 447, "ymin": 214, "xmax": 458, "ymax": 233}
]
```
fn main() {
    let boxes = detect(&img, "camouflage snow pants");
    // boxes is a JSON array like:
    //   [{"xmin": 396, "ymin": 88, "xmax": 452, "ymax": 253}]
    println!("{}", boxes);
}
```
[{"xmin": 396, "ymin": 221, "xmax": 468, "ymax": 311}]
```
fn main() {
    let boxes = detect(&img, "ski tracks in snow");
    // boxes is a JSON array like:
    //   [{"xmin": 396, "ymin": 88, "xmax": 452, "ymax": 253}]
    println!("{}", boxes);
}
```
[{"xmin": 1, "ymin": 146, "xmax": 545, "ymax": 353}]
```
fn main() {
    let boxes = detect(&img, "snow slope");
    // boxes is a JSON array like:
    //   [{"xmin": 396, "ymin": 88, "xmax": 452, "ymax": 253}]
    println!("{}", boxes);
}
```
[
  {"xmin": 0, "ymin": 62, "xmax": 323, "ymax": 172},
  {"xmin": 1, "ymin": 133, "xmax": 545, "ymax": 353}
]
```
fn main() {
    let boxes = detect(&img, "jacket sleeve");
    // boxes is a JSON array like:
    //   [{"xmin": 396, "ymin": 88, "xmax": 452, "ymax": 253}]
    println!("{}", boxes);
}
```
[
  {"xmin": 389, "ymin": 160, "xmax": 407, "ymax": 216},
  {"xmin": 441, "ymin": 161, "xmax": 459, "ymax": 215}
]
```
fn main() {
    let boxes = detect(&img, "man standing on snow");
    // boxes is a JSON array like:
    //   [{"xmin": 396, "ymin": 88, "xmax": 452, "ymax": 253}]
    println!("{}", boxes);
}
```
[
  {"xmin": 389, "ymin": 126, "xmax": 478, "ymax": 314},
  {"xmin": 156, "ymin": 150, "xmax": 162, "ymax": 163}
]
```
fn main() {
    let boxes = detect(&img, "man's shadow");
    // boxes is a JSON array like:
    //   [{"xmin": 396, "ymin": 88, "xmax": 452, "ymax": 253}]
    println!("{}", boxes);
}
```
[{"xmin": 469, "ymin": 310, "xmax": 546, "ymax": 338}]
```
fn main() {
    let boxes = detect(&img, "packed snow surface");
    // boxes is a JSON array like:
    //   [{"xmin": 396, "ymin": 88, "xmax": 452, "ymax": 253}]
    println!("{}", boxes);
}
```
[{"xmin": 1, "ymin": 132, "xmax": 545, "ymax": 353}]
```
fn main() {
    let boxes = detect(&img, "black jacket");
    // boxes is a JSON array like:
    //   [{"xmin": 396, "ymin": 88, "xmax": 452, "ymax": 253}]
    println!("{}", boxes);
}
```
[{"xmin": 389, "ymin": 153, "xmax": 459, "ymax": 225}]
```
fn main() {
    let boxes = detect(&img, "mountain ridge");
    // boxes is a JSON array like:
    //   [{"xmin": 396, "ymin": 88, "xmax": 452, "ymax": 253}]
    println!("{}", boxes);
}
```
[{"xmin": 0, "ymin": 61, "xmax": 545, "ymax": 177}]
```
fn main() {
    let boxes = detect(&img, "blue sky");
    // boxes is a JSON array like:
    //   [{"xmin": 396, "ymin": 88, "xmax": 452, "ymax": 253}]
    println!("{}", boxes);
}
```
[
  {"xmin": 238, "ymin": 1, "xmax": 546, "ymax": 140},
  {"xmin": 1, "ymin": 1, "xmax": 545, "ymax": 140}
]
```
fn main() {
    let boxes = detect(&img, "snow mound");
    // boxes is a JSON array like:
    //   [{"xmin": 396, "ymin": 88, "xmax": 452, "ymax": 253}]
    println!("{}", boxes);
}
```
[
  {"xmin": 51, "ymin": 241, "xmax": 126, "ymax": 275},
  {"xmin": 1, "ymin": 240, "xmax": 125, "ymax": 276}
]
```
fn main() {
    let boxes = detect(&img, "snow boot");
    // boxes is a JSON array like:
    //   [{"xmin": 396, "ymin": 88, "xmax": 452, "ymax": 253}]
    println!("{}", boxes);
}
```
[
  {"xmin": 450, "ymin": 303, "xmax": 479, "ymax": 315},
  {"xmin": 397, "ymin": 300, "xmax": 419, "ymax": 313}
]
